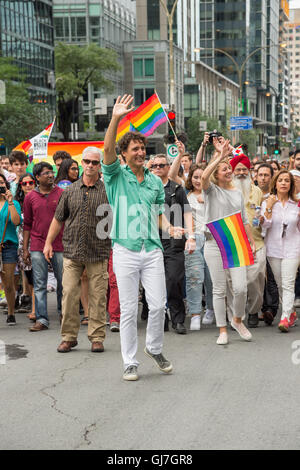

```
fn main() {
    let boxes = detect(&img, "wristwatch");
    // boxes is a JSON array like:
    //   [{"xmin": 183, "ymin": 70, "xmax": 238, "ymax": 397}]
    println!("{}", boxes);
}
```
[
  {"xmin": 266, "ymin": 208, "xmax": 272, "ymax": 213},
  {"xmin": 188, "ymin": 234, "xmax": 196, "ymax": 240}
]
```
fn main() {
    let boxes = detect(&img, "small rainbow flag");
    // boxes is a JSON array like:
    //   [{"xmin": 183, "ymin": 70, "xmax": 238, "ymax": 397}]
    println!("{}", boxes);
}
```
[
  {"xmin": 116, "ymin": 93, "xmax": 167, "ymax": 141},
  {"xmin": 206, "ymin": 212, "xmax": 254, "ymax": 269}
]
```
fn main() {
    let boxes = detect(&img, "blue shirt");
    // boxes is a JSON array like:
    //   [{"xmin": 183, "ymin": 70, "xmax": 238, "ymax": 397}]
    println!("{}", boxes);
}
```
[{"xmin": 0, "ymin": 201, "xmax": 22, "ymax": 245}]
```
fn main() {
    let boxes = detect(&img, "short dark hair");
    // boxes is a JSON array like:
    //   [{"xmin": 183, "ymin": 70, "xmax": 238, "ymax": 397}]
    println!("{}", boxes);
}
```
[
  {"xmin": 9, "ymin": 150, "xmax": 28, "ymax": 166},
  {"xmin": 294, "ymin": 149, "xmax": 300, "ymax": 158},
  {"xmin": 118, "ymin": 132, "xmax": 147, "ymax": 155},
  {"xmin": 0, "ymin": 155, "xmax": 9, "ymax": 161},
  {"xmin": 0, "ymin": 172, "xmax": 10, "ymax": 190},
  {"xmin": 182, "ymin": 153, "xmax": 193, "ymax": 161},
  {"xmin": 33, "ymin": 162, "xmax": 53, "ymax": 179},
  {"xmin": 257, "ymin": 162, "xmax": 274, "ymax": 178},
  {"xmin": 52, "ymin": 150, "xmax": 72, "ymax": 163}
]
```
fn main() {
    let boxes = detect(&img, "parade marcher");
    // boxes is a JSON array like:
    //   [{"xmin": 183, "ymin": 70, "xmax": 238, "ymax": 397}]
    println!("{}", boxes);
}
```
[
  {"xmin": 52, "ymin": 150, "xmax": 71, "ymax": 173},
  {"xmin": 0, "ymin": 173, "xmax": 21, "ymax": 325},
  {"xmin": 15, "ymin": 173, "xmax": 36, "ymax": 321},
  {"xmin": 294, "ymin": 150, "xmax": 300, "ymax": 171},
  {"xmin": 261, "ymin": 170, "xmax": 300, "ymax": 332},
  {"xmin": 201, "ymin": 139, "xmax": 255, "ymax": 345},
  {"xmin": 270, "ymin": 160, "xmax": 281, "ymax": 176},
  {"xmin": 229, "ymin": 154, "xmax": 266, "ymax": 328},
  {"xmin": 55, "ymin": 158, "xmax": 79, "ymax": 187},
  {"xmin": 184, "ymin": 163, "xmax": 214, "ymax": 330},
  {"xmin": 8, "ymin": 151, "xmax": 29, "ymax": 196},
  {"xmin": 44, "ymin": 147, "xmax": 111, "ymax": 353},
  {"xmin": 23, "ymin": 162, "xmax": 64, "ymax": 331},
  {"xmin": 151, "ymin": 151, "xmax": 195, "ymax": 334},
  {"xmin": 102, "ymin": 94, "xmax": 182, "ymax": 381}
]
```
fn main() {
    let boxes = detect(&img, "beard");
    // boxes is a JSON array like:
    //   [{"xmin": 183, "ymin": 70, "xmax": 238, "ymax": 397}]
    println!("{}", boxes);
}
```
[{"xmin": 233, "ymin": 174, "xmax": 252, "ymax": 204}]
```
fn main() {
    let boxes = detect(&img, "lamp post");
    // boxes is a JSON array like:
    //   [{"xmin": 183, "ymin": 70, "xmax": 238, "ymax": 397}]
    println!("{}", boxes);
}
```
[
  {"xmin": 159, "ymin": 0, "xmax": 179, "ymax": 111},
  {"xmin": 194, "ymin": 44, "xmax": 286, "ymax": 115}
]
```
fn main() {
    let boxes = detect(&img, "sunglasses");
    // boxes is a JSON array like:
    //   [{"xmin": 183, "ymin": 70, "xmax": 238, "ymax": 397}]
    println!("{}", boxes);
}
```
[
  {"xmin": 40, "ymin": 171, "xmax": 54, "ymax": 177},
  {"xmin": 82, "ymin": 159, "xmax": 99, "ymax": 166},
  {"xmin": 282, "ymin": 223, "xmax": 288, "ymax": 238},
  {"xmin": 152, "ymin": 163, "xmax": 168, "ymax": 169},
  {"xmin": 21, "ymin": 181, "xmax": 35, "ymax": 187}
]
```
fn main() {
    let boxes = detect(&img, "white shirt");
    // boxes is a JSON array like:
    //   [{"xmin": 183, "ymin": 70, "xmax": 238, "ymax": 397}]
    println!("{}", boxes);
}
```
[
  {"xmin": 261, "ymin": 198, "xmax": 300, "ymax": 259},
  {"xmin": 187, "ymin": 192, "xmax": 205, "ymax": 234}
]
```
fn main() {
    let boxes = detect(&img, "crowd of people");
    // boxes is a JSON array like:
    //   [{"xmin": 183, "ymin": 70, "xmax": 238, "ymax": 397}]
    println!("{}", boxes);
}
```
[{"xmin": 0, "ymin": 93, "xmax": 299, "ymax": 381}]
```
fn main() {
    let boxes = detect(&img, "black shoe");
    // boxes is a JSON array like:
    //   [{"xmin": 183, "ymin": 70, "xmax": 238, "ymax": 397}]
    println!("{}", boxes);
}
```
[
  {"xmin": 164, "ymin": 314, "xmax": 169, "ymax": 332},
  {"xmin": 141, "ymin": 307, "xmax": 149, "ymax": 321},
  {"xmin": 175, "ymin": 323, "xmax": 187, "ymax": 335},
  {"xmin": 6, "ymin": 315, "xmax": 16, "ymax": 325},
  {"xmin": 263, "ymin": 310, "xmax": 274, "ymax": 326},
  {"xmin": 248, "ymin": 313, "xmax": 259, "ymax": 328}
]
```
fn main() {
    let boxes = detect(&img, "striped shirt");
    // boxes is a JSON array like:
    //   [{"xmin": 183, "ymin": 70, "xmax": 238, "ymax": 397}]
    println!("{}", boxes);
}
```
[{"xmin": 55, "ymin": 177, "xmax": 111, "ymax": 262}]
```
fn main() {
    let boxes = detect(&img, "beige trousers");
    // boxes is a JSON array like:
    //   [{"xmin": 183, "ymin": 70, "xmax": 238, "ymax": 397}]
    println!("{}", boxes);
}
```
[{"xmin": 61, "ymin": 258, "xmax": 108, "ymax": 343}]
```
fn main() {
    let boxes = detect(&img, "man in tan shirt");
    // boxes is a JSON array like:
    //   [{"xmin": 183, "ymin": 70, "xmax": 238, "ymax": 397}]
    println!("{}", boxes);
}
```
[{"xmin": 228, "ymin": 154, "xmax": 266, "ymax": 328}]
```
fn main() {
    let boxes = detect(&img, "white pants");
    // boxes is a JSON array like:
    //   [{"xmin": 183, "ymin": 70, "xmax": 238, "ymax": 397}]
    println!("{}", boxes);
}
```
[
  {"xmin": 267, "ymin": 257, "xmax": 300, "ymax": 320},
  {"xmin": 113, "ymin": 243, "xmax": 166, "ymax": 370},
  {"xmin": 204, "ymin": 240, "xmax": 247, "ymax": 327},
  {"xmin": 227, "ymin": 246, "xmax": 266, "ymax": 320}
]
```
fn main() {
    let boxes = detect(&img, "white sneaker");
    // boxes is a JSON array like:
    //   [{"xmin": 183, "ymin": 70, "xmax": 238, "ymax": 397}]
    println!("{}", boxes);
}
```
[
  {"xmin": 231, "ymin": 320, "xmax": 252, "ymax": 341},
  {"xmin": 216, "ymin": 332, "xmax": 228, "ymax": 345},
  {"xmin": 0, "ymin": 297, "xmax": 7, "ymax": 306},
  {"xmin": 190, "ymin": 315, "xmax": 201, "ymax": 330},
  {"xmin": 294, "ymin": 298, "xmax": 300, "ymax": 308},
  {"xmin": 202, "ymin": 309, "xmax": 215, "ymax": 325},
  {"xmin": 123, "ymin": 365, "xmax": 138, "ymax": 381}
]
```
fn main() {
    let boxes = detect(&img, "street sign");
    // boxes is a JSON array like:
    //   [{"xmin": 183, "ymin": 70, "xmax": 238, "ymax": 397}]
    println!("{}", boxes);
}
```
[
  {"xmin": 95, "ymin": 98, "xmax": 107, "ymax": 115},
  {"xmin": 230, "ymin": 116, "xmax": 253, "ymax": 131},
  {"xmin": 167, "ymin": 143, "xmax": 179, "ymax": 159}
]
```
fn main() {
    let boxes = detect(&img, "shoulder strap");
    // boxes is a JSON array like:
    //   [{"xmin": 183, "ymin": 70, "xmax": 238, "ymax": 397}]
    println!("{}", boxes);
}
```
[{"xmin": 1, "ymin": 208, "xmax": 11, "ymax": 245}]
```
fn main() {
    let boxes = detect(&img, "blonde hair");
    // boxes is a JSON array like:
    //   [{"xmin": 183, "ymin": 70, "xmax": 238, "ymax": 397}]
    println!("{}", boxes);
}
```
[{"xmin": 210, "ymin": 157, "xmax": 234, "ymax": 188}]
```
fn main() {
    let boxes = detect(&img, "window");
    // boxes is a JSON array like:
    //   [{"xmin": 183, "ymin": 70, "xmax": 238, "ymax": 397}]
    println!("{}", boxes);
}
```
[
  {"xmin": 134, "ymin": 88, "xmax": 155, "ymax": 106},
  {"xmin": 133, "ymin": 58, "xmax": 154, "ymax": 78}
]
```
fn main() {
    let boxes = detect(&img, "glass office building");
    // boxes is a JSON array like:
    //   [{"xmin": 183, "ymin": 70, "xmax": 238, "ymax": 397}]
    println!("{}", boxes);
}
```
[{"xmin": 0, "ymin": 1, "xmax": 56, "ymax": 117}]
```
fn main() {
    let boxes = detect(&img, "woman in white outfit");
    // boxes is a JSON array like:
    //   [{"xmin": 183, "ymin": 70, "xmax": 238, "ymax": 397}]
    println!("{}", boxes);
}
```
[
  {"xmin": 201, "ymin": 140, "xmax": 256, "ymax": 345},
  {"xmin": 261, "ymin": 170, "xmax": 300, "ymax": 332}
]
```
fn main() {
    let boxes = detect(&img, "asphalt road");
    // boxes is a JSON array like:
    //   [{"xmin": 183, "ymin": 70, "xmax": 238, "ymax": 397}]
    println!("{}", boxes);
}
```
[{"xmin": 1, "ymin": 294, "xmax": 300, "ymax": 451}]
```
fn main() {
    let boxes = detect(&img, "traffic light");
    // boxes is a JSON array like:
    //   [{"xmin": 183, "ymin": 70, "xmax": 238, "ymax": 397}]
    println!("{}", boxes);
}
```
[
  {"xmin": 274, "ymin": 143, "xmax": 280, "ymax": 156},
  {"xmin": 168, "ymin": 110, "xmax": 176, "ymax": 136}
]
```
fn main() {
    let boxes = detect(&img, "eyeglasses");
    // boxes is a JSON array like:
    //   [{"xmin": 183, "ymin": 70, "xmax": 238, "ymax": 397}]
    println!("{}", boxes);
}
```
[
  {"xmin": 282, "ymin": 223, "xmax": 288, "ymax": 238},
  {"xmin": 82, "ymin": 159, "xmax": 100, "ymax": 166},
  {"xmin": 40, "ymin": 171, "xmax": 54, "ymax": 177},
  {"xmin": 152, "ymin": 163, "xmax": 168, "ymax": 169},
  {"xmin": 21, "ymin": 181, "xmax": 35, "ymax": 187}
]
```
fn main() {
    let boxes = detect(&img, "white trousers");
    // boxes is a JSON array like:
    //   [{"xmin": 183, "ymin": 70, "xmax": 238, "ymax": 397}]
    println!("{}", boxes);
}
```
[
  {"xmin": 267, "ymin": 257, "xmax": 300, "ymax": 320},
  {"xmin": 227, "ymin": 246, "xmax": 266, "ymax": 320},
  {"xmin": 113, "ymin": 243, "xmax": 166, "ymax": 370},
  {"xmin": 204, "ymin": 240, "xmax": 247, "ymax": 327}
]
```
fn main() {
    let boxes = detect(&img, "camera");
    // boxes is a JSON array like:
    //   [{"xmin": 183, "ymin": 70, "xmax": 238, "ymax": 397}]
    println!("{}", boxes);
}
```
[
  {"xmin": 0, "ymin": 187, "xmax": 6, "ymax": 194},
  {"xmin": 209, "ymin": 129, "xmax": 222, "ymax": 144}
]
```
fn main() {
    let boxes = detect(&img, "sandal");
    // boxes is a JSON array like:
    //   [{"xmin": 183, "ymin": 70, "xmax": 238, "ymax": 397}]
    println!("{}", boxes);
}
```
[
  {"xmin": 27, "ymin": 313, "xmax": 36, "ymax": 322},
  {"xmin": 81, "ymin": 316, "xmax": 88, "ymax": 325}
]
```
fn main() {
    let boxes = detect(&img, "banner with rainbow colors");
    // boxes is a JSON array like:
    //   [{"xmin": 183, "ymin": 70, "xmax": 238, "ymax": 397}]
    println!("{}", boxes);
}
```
[{"xmin": 206, "ymin": 212, "xmax": 254, "ymax": 269}]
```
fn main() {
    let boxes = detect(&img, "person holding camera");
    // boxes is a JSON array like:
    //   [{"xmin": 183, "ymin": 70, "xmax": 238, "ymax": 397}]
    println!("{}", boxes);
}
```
[{"xmin": 0, "ymin": 173, "xmax": 21, "ymax": 325}]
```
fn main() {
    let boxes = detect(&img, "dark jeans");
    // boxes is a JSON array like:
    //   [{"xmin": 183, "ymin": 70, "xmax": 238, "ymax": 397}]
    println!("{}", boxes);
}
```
[
  {"xmin": 262, "ymin": 259, "xmax": 279, "ymax": 316},
  {"xmin": 164, "ymin": 248, "xmax": 186, "ymax": 326}
]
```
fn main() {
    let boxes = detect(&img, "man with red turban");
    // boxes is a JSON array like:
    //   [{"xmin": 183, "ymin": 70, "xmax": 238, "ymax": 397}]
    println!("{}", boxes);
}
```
[{"xmin": 226, "ymin": 152, "xmax": 266, "ymax": 329}]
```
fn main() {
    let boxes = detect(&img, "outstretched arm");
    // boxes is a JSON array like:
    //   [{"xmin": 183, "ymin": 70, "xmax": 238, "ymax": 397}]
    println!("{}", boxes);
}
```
[
  {"xmin": 168, "ymin": 139, "xmax": 186, "ymax": 185},
  {"xmin": 103, "ymin": 95, "xmax": 134, "ymax": 166},
  {"xmin": 201, "ymin": 139, "xmax": 231, "ymax": 191},
  {"xmin": 195, "ymin": 132, "xmax": 209, "ymax": 165}
]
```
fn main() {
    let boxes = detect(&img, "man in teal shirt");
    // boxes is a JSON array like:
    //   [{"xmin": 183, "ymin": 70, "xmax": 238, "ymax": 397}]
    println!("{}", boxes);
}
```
[{"xmin": 102, "ymin": 95, "xmax": 183, "ymax": 381}]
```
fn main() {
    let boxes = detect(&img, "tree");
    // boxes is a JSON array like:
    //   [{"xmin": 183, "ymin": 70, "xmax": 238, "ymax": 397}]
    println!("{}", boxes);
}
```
[
  {"xmin": 55, "ymin": 42, "xmax": 121, "ymax": 141},
  {"xmin": 0, "ymin": 57, "xmax": 47, "ymax": 151}
]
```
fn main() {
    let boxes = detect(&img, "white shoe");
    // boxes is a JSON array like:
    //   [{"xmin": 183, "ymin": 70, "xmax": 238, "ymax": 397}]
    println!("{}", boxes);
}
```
[
  {"xmin": 231, "ymin": 320, "xmax": 252, "ymax": 341},
  {"xmin": 202, "ymin": 309, "xmax": 215, "ymax": 325},
  {"xmin": 294, "ymin": 298, "xmax": 300, "ymax": 308},
  {"xmin": 216, "ymin": 332, "xmax": 228, "ymax": 345},
  {"xmin": 0, "ymin": 297, "xmax": 7, "ymax": 306},
  {"xmin": 123, "ymin": 365, "xmax": 138, "ymax": 381},
  {"xmin": 190, "ymin": 315, "xmax": 201, "ymax": 330}
]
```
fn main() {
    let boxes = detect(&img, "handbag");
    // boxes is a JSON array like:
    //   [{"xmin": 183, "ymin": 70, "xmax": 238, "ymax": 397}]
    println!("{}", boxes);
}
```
[{"xmin": 0, "ymin": 210, "xmax": 11, "ymax": 273}]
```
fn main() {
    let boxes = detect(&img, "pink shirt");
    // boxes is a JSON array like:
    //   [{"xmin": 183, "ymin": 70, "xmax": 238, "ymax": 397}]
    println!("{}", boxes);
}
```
[
  {"xmin": 261, "ymin": 198, "xmax": 300, "ymax": 259},
  {"xmin": 23, "ymin": 186, "xmax": 64, "ymax": 252}
]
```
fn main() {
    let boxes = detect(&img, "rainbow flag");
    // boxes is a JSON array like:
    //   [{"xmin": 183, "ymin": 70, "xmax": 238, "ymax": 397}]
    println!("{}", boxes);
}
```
[
  {"xmin": 206, "ymin": 212, "xmax": 254, "ymax": 269},
  {"xmin": 15, "ymin": 120, "xmax": 56, "ymax": 162},
  {"xmin": 116, "ymin": 93, "xmax": 167, "ymax": 141}
]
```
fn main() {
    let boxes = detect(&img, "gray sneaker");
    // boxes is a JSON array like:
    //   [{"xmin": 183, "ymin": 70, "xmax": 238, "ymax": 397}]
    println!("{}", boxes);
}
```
[
  {"xmin": 123, "ymin": 365, "xmax": 139, "ymax": 381},
  {"xmin": 110, "ymin": 322, "xmax": 120, "ymax": 332},
  {"xmin": 144, "ymin": 347, "xmax": 173, "ymax": 374}
]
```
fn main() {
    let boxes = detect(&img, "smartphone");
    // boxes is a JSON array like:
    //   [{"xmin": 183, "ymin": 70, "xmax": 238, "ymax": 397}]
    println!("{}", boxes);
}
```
[{"xmin": 0, "ymin": 187, "xmax": 6, "ymax": 194}]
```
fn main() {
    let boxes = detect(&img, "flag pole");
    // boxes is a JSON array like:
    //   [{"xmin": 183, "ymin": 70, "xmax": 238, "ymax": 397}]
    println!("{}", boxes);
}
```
[{"xmin": 154, "ymin": 90, "xmax": 178, "ymax": 141}]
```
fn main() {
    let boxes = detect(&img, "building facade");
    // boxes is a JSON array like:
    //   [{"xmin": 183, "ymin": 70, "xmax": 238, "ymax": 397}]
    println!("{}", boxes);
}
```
[
  {"xmin": 285, "ymin": 6, "xmax": 300, "ymax": 136},
  {"xmin": 53, "ymin": 0, "xmax": 136, "ymax": 134},
  {"xmin": 0, "ymin": 0, "xmax": 56, "ymax": 118}
]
